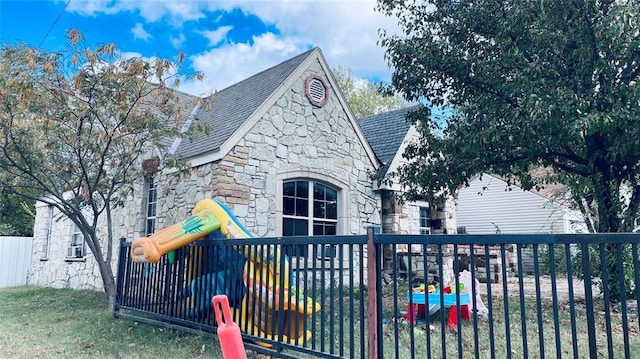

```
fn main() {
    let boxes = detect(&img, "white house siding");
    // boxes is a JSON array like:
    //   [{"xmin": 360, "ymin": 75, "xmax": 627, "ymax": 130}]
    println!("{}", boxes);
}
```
[
  {"xmin": 456, "ymin": 175, "xmax": 570, "ymax": 234},
  {"xmin": 0, "ymin": 236, "xmax": 32, "ymax": 287}
]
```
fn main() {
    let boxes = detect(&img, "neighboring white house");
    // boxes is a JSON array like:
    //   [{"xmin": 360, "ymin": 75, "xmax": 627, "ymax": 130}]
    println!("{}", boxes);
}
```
[
  {"xmin": 0, "ymin": 236, "xmax": 32, "ymax": 287},
  {"xmin": 456, "ymin": 173, "xmax": 586, "ymax": 234},
  {"xmin": 26, "ymin": 48, "xmax": 458, "ymax": 291}
]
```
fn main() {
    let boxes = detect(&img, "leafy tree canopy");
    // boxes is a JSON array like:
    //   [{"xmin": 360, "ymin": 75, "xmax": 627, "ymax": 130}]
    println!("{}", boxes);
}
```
[
  {"xmin": 0, "ymin": 29, "xmax": 202, "ymax": 307},
  {"xmin": 378, "ymin": 0, "xmax": 640, "ymax": 233},
  {"xmin": 332, "ymin": 66, "xmax": 409, "ymax": 118},
  {"xmin": 0, "ymin": 188, "xmax": 35, "ymax": 236}
]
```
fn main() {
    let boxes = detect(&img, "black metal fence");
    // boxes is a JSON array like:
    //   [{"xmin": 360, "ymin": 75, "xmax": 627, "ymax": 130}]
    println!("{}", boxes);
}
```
[{"xmin": 115, "ymin": 230, "xmax": 640, "ymax": 358}]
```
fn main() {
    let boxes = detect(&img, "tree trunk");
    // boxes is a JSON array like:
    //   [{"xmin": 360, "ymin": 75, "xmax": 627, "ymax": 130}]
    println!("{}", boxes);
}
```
[
  {"xmin": 87, "ymin": 230, "xmax": 118, "ymax": 310},
  {"xmin": 98, "ymin": 258, "xmax": 117, "ymax": 311}
]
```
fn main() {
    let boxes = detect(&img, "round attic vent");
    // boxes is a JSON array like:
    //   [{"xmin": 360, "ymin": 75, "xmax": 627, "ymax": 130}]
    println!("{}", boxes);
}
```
[{"xmin": 304, "ymin": 75, "xmax": 329, "ymax": 107}]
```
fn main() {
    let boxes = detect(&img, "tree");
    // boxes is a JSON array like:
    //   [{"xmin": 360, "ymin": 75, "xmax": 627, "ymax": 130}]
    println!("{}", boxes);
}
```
[
  {"xmin": 378, "ymin": 1, "xmax": 640, "ymax": 299},
  {"xmin": 0, "ymin": 187, "xmax": 35, "ymax": 236},
  {"xmin": 0, "ymin": 29, "xmax": 200, "ymax": 309},
  {"xmin": 332, "ymin": 66, "xmax": 409, "ymax": 118}
]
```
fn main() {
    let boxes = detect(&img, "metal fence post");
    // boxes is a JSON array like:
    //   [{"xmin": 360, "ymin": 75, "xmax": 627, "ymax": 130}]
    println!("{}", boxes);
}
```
[
  {"xmin": 581, "ymin": 241, "xmax": 597, "ymax": 358},
  {"xmin": 366, "ymin": 226, "xmax": 381, "ymax": 359},
  {"xmin": 114, "ymin": 236, "xmax": 127, "ymax": 315}
]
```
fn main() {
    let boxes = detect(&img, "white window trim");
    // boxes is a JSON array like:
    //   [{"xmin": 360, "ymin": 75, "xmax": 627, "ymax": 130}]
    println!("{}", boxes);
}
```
[
  {"xmin": 145, "ymin": 176, "xmax": 157, "ymax": 236},
  {"xmin": 419, "ymin": 205, "xmax": 432, "ymax": 235},
  {"xmin": 40, "ymin": 205, "xmax": 54, "ymax": 260},
  {"xmin": 275, "ymin": 170, "xmax": 351, "ymax": 268},
  {"xmin": 66, "ymin": 224, "xmax": 86, "ymax": 260},
  {"xmin": 281, "ymin": 180, "xmax": 339, "ymax": 236}
]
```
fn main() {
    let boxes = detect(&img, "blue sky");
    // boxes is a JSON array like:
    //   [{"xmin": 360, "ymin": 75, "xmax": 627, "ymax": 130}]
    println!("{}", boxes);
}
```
[{"xmin": 0, "ymin": 0, "xmax": 400, "ymax": 96}]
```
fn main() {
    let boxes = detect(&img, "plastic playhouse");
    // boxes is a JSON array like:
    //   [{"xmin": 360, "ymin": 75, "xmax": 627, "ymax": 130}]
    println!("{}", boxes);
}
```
[
  {"xmin": 130, "ymin": 198, "xmax": 321, "ymax": 347},
  {"xmin": 406, "ymin": 283, "xmax": 471, "ymax": 330}
]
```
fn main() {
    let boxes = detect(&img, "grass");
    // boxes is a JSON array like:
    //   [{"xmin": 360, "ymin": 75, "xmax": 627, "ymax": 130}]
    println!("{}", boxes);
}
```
[
  {"xmin": 376, "ymin": 283, "xmax": 640, "ymax": 358},
  {"xmin": 0, "ymin": 286, "xmax": 227, "ymax": 359},
  {"xmin": 379, "ymin": 298, "xmax": 640, "ymax": 358},
  {"xmin": 6, "ymin": 284, "xmax": 638, "ymax": 359},
  {"xmin": 293, "ymin": 282, "xmax": 640, "ymax": 358}
]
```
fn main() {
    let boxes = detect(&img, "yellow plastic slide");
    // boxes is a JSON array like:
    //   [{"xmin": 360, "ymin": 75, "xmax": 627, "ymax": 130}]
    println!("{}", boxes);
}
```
[{"xmin": 130, "ymin": 198, "xmax": 321, "ymax": 346}]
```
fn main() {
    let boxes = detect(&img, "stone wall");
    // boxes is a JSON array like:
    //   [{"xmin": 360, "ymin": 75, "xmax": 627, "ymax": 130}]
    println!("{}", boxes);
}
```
[
  {"xmin": 380, "ymin": 192, "xmax": 458, "ymax": 285},
  {"xmin": 156, "ymin": 58, "xmax": 380, "ymax": 238},
  {"xmin": 27, "ymin": 59, "xmax": 380, "ymax": 292},
  {"xmin": 27, "ymin": 196, "xmax": 143, "ymax": 290},
  {"xmin": 151, "ymin": 59, "xmax": 379, "ymax": 286}
]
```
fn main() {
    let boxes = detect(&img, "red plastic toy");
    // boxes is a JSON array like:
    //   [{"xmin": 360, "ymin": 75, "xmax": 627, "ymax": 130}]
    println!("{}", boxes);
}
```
[{"xmin": 213, "ymin": 295, "xmax": 247, "ymax": 359}]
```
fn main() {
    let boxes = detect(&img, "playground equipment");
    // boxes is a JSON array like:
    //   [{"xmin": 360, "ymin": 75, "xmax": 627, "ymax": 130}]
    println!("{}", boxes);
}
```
[
  {"xmin": 406, "ymin": 284, "xmax": 471, "ymax": 329},
  {"xmin": 130, "ymin": 198, "xmax": 321, "ymax": 346},
  {"xmin": 406, "ymin": 271, "xmax": 489, "ymax": 329}
]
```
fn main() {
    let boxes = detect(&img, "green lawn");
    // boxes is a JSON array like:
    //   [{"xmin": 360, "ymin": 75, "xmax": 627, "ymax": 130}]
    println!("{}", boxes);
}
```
[
  {"xmin": 0, "ymin": 286, "xmax": 223, "ymax": 359},
  {"xmin": 3, "ymin": 285, "xmax": 638, "ymax": 359}
]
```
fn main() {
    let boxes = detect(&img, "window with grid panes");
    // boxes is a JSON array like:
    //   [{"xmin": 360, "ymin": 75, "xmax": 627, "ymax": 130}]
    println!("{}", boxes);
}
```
[
  {"xmin": 419, "ymin": 206, "xmax": 431, "ymax": 234},
  {"xmin": 67, "ymin": 225, "xmax": 85, "ymax": 258},
  {"xmin": 145, "ymin": 177, "xmax": 157, "ymax": 236},
  {"xmin": 282, "ymin": 180, "xmax": 338, "ymax": 258}
]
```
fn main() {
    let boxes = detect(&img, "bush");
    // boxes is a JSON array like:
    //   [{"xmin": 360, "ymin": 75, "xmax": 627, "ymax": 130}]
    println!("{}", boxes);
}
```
[
  {"xmin": 572, "ymin": 243, "xmax": 637, "ymax": 301},
  {"xmin": 538, "ymin": 244, "xmax": 572, "ymax": 276},
  {"xmin": 0, "ymin": 223, "xmax": 19, "ymax": 236}
]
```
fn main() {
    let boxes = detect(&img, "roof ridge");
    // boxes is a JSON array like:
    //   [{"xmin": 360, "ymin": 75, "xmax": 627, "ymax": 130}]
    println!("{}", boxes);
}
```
[
  {"xmin": 358, "ymin": 103, "xmax": 421, "ymax": 122},
  {"xmin": 207, "ymin": 47, "xmax": 317, "ymax": 98},
  {"xmin": 175, "ymin": 47, "xmax": 318, "ymax": 159}
]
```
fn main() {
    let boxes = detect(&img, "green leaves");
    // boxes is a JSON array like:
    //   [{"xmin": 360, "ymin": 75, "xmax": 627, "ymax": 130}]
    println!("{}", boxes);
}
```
[
  {"xmin": 0, "ymin": 29, "xmax": 203, "ymax": 306},
  {"xmin": 332, "ymin": 66, "xmax": 409, "ymax": 118},
  {"xmin": 379, "ymin": 0, "xmax": 640, "ymax": 234}
]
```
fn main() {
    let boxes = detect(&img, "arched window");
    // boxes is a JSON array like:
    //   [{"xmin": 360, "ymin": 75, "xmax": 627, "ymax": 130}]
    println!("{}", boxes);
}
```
[{"xmin": 282, "ymin": 179, "xmax": 339, "ymax": 257}]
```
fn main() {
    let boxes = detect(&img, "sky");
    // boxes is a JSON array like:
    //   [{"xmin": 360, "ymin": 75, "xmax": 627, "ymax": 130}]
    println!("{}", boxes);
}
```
[{"xmin": 0, "ymin": 0, "xmax": 402, "ymax": 97}]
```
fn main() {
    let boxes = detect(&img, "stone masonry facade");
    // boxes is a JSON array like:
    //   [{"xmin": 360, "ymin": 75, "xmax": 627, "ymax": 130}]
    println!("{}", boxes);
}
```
[
  {"xmin": 27, "ymin": 59, "xmax": 381, "ymax": 290},
  {"xmin": 155, "ymin": 59, "xmax": 379, "ymax": 237},
  {"xmin": 27, "ymin": 56, "xmax": 461, "ymax": 291},
  {"xmin": 381, "ymin": 191, "xmax": 458, "ymax": 285}
]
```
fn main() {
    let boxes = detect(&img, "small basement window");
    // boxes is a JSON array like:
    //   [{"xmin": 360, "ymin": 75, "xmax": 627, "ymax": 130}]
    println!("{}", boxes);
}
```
[{"xmin": 304, "ymin": 75, "xmax": 329, "ymax": 107}]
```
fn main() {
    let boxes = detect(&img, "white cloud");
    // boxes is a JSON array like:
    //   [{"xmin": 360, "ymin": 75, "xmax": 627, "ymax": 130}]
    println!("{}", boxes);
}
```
[
  {"xmin": 197, "ymin": 26, "xmax": 233, "ymax": 47},
  {"xmin": 64, "ymin": 0, "xmax": 206, "ymax": 24},
  {"xmin": 178, "ymin": 32, "xmax": 304, "ymax": 96},
  {"xmin": 235, "ymin": 0, "xmax": 401, "ymax": 79},
  {"xmin": 170, "ymin": 33, "xmax": 186, "ymax": 48},
  {"xmin": 119, "ymin": 51, "xmax": 144, "ymax": 60},
  {"xmin": 60, "ymin": 0, "xmax": 403, "ymax": 95},
  {"xmin": 131, "ymin": 23, "xmax": 152, "ymax": 41}
]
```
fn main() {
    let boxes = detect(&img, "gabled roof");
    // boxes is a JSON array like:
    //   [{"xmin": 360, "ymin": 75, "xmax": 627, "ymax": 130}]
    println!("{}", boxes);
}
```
[
  {"xmin": 358, "ymin": 105, "xmax": 419, "ymax": 168},
  {"xmin": 175, "ymin": 48, "xmax": 316, "ymax": 159}
]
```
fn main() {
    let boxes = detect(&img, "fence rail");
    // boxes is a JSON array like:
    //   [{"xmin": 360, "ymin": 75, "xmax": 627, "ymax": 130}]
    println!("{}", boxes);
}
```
[{"xmin": 115, "ymin": 231, "xmax": 640, "ymax": 358}]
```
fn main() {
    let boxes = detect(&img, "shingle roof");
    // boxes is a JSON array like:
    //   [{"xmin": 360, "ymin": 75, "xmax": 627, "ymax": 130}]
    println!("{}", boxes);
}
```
[
  {"xmin": 358, "ymin": 105, "xmax": 419, "ymax": 167},
  {"xmin": 175, "ymin": 48, "xmax": 316, "ymax": 159},
  {"xmin": 164, "ymin": 89, "xmax": 200, "ymax": 150},
  {"xmin": 135, "ymin": 83, "xmax": 199, "ymax": 150}
]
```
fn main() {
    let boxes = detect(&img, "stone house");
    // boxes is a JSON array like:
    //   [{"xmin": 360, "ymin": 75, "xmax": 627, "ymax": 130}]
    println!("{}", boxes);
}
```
[
  {"xmin": 27, "ymin": 47, "xmax": 456, "ymax": 290},
  {"xmin": 359, "ymin": 107, "xmax": 458, "ymax": 283}
]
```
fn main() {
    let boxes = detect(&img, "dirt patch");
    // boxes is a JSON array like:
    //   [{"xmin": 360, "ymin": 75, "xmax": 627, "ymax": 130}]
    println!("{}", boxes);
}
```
[{"xmin": 477, "ymin": 275, "xmax": 588, "ymax": 301}]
